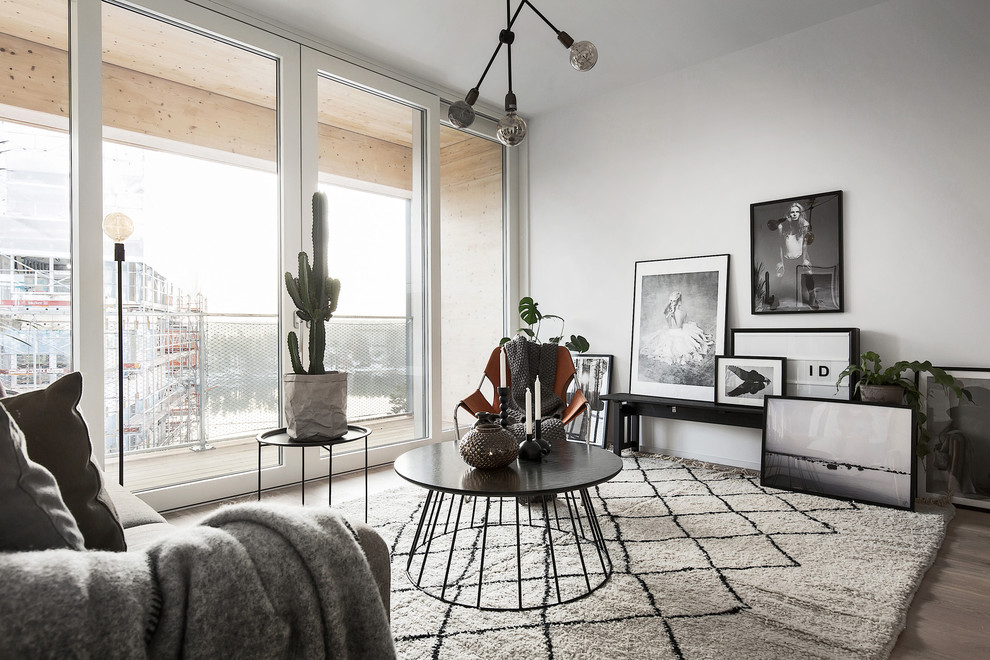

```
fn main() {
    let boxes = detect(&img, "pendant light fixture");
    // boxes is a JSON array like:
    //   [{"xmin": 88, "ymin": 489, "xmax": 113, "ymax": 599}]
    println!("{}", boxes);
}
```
[{"xmin": 448, "ymin": 0, "xmax": 598, "ymax": 146}]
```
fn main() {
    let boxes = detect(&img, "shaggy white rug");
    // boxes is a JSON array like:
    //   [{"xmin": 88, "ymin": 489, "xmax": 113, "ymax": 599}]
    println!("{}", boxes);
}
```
[{"xmin": 337, "ymin": 453, "xmax": 951, "ymax": 660}]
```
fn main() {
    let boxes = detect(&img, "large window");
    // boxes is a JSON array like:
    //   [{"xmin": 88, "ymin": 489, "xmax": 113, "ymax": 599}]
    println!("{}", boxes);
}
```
[
  {"xmin": 1, "ymin": 0, "xmax": 514, "ymax": 509},
  {"xmin": 100, "ymin": 2, "xmax": 281, "ymax": 491},
  {"xmin": 311, "ymin": 64, "xmax": 430, "ymax": 468},
  {"xmin": 0, "ymin": 0, "xmax": 71, "ymax": 396}
]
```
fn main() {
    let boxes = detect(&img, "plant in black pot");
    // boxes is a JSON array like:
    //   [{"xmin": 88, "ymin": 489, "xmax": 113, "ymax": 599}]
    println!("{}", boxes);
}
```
[
  {"xmin": 283, "ymin": 192, "xmax": 345, "ymax": 439},
  {"xmin": 836, "ymin": 351, "xmax": 972, "ymax": 457},
  {"xmin": 499, "ymin": 296, "xmax": 590, "ymax": 353}
]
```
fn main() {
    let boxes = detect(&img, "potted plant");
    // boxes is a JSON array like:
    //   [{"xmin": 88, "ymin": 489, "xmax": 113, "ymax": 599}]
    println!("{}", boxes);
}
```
[
  {"xmin": 500, "ymin": 296, "xmax": 590, "ymax": 353},
  {"xmin": 836, "ymin": 351, "xmax": 972, "ymax": 457},
  {"xmin": 283, "ymin": 191, "xmax": 346, "ymax": 439}
]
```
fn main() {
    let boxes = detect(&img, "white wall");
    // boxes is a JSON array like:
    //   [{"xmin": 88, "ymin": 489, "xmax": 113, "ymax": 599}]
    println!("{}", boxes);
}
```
[{"xmin": 527, "ymin": 0, "xmax": 990, "ymax": 469}]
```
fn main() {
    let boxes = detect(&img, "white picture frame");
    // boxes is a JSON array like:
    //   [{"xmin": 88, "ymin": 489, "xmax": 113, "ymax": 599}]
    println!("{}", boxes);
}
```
[
  {"xmin": 715, "ymin": 355, "xmax": 786, "ymax": 407},
  {"xmin": 730, "ymin": 327, "xmax": 860, "ymax": 400},
  {"xmin": 629, "ymin": 254, "xmax": 729, "ymax": 402}
]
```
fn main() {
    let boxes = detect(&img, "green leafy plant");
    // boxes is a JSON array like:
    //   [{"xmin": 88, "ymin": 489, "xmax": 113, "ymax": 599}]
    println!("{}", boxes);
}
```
[
  {"xmin": 499, "ymin": 296, "xmax": 590, "ymax": 353},
  {"xmin": 836, "ymin": 351, "xmax": 972, "ymax": 457},
  {"xmin": 284, "ymin": 192, "xmax": 341, "ymax": 374}
]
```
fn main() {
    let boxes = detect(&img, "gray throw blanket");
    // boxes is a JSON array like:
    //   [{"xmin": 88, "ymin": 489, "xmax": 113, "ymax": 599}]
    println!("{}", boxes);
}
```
[
  {"xmin": 503, "ymin": 337, "xmax": 567, "ymax": 446},
  {"xmin": 0, "ymin": 503, "xmax": 395, "ymax": 659}
]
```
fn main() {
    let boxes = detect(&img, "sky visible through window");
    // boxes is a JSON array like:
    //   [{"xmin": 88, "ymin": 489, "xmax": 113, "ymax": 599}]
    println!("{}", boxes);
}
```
[{"xmin": 102, "ymin": 143, "xmax": 408, "ymax": 318}]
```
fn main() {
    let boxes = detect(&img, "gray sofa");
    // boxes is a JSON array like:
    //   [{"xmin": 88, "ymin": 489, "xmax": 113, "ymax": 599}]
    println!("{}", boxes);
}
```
[
  {"xmin": 102, "ymin": 478, "xmax": 392, "ymax": 614},
  {"xmin": 1, "ymin": 373, "xmax": 394, "ymax": 658}
]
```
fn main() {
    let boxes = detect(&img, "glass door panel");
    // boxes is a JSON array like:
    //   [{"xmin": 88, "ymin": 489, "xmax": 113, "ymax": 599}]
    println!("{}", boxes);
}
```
[
  {"xmin": 438, "ymin": 125, "xmax": 505, "ymax": 433},
  {"xmin": 101, "ymin": 2, "xmax": 281, "ymax": 491},
  {"xmin": 314, "ymin": 73, "xmax": 428, "ymax": 461},
  {"xmin": 0, "ymin": 0, "xmax": 71, "ymax": 396}
]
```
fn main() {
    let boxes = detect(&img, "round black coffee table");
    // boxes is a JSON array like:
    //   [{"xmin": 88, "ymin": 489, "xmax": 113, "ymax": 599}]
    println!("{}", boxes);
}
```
[{"xmin": 394, "ymin": 438, "xmax": 622, "ymax": 610}]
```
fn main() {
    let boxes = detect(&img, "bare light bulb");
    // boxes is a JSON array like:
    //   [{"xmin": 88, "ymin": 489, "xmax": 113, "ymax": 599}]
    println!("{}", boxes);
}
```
[
  {"xmin": 448, "ymin": 100, "xmax": 476, "ymax": 128},
  {"xmin": 496, "ymin": 112, "xmax": 528, "ymax": 147},
  {"xmin": 569, "ymin": 40, "xmax": 598, "ymax": 72},
  {"xmin": 102, "ymin": 212, "xmax": 134, "ymax": 243}
]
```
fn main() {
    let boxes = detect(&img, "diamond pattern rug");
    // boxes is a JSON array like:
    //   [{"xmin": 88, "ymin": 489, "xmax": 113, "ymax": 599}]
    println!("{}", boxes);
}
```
[{"xmin": 337, "ymin": 453, "xmax": 951, "ymax": 660}]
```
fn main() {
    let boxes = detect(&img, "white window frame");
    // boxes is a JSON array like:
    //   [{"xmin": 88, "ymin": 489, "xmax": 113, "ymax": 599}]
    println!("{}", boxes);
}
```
[{"xmin": 64, "ymin": 0, "xmax": 522, "ymax": 511}]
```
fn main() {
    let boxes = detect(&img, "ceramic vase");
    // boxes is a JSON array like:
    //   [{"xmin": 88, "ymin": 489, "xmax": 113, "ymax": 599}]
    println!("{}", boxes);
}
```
[{"xmin": 459, "ymin": 423, "xmax": 519, "ymax": 469}]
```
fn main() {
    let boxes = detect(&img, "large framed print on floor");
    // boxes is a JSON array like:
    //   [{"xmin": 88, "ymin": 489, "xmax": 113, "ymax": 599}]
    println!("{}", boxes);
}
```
[
  {"xmin": 566, "ymin": 353, "xmax": 613, "ymax": 448},
  {"xmin": 730, "ymin": 327, "xmax": 860, "ymax": 399},
  {"xmin": 920, "ymin": 367, "xmax": 990, "ymax": 510},
  {"xmin": 629, "ymin": 254, "xmax": 729, "ymax": 402},
  {"xmin": 762, "ymin": 396, "xmax": 916, "ymax": 511},
  {"xmin": 751, "ymin": 190, "xmax": 843, "ymax": 314}
]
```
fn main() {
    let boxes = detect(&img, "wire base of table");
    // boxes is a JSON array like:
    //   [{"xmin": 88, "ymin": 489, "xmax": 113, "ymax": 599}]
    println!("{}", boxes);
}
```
[{"xmin": 404, "ymin": 488, "xmax": 612, "ymax": 611}]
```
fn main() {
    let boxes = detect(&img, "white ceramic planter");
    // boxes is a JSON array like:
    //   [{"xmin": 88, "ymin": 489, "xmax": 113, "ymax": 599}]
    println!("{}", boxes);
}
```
[{"xmin": 283, "ymin": 372, "xmax": 348, "ymax": 439}]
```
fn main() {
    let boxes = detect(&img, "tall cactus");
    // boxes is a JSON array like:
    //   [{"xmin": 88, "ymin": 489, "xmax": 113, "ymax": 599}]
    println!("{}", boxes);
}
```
[{"xmin": 284, "ymin": 192, "xmax": 341, "ymax": 374}]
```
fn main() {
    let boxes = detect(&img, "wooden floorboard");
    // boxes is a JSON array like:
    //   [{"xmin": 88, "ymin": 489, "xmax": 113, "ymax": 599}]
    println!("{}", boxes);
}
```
[
  {"xmin": 890, "ymin": 506, "xmax": 990, "ymax": 659},
  {"xmin": 163, "ymin": 467, "xmax": 990, "ymax": 658}
]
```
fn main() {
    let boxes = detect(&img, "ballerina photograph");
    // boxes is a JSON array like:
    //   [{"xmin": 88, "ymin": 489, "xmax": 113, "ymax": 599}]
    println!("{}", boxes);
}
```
[{"xmin": 630, "ymin": 254, "xmax": 729, "ymax": 401}]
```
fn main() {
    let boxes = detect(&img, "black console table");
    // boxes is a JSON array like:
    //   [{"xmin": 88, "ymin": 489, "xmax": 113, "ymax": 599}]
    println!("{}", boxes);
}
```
[{"xmin": 602, "ymin": 393, "xmax": 764, "ymax": 456}]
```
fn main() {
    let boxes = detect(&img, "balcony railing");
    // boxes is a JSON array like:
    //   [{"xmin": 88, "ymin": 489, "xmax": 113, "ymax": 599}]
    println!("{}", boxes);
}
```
[{"xmin": 102, "ymin": 313, "xmax": 412, "ymax": 456}]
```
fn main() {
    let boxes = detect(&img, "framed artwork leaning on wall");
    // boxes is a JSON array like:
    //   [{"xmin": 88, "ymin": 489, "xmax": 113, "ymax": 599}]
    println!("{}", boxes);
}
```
[
  {"xmin": 920, "ymin": 366, "xmax": 990, "ymax": 510},
  {"xmin": 762, "ymin": 396, "xmax": 916, "ymax": 511},
  {"xmin": 629, "ymin": 254, "xmax": 729, "ymax": 402},
  {"xmin": 566, "ymin": 353, "xmax": 613, "ymax": 447},
  {"xmin": 715, "ymin": 355, "xmax": 786, "ymax": 407},
  {"xmin": 730, "ymin": 327, "xmax": 860, "ymax": 400},
  {"xmin": 751, "ymin": 190, "xmax": 843, "ymax": 314}
]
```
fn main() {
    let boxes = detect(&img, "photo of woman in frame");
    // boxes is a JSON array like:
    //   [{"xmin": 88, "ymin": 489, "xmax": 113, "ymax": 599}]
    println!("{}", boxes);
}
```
[{"xmin": 751, "ymin": 191, "xmax": 843, "ymax": 314}]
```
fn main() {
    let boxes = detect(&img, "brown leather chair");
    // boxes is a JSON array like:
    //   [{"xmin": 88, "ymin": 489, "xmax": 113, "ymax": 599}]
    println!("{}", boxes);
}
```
[{"xmin": 454, "ymin": 344, "xmax": 590, "ymax": 442}]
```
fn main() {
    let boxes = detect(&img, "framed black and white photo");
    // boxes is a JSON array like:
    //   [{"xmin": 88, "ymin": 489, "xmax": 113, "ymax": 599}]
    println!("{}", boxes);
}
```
[
  {"xmin": 566, "ymin": 353, "xmax": 613, "ymax": 447},
  {"xmin": 750, "ymin": 190, "xmax": 843, "ymax": 314},
  {"xmin": 762, "ymin": 396, "xmax": 916, "ymax": 510},
  {"xmin": 629, "ymin": 254, "xmax": 729, "ymax": 402},
  {"xmin": 920, "ymin": 367, "xmax": 990, "ymax": 510},
  {"xmin": 715, "ymin": 355, "xmax": 786, "ymax": 407},
  {"xmin": 730, "ymin": 327, "xmax": 859, "ymax": 400}
]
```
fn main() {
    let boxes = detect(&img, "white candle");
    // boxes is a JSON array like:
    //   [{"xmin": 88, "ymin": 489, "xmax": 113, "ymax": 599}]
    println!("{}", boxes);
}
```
[
  {"xmin": 535, "ymin": 375, "xmax": 542, "ymax": 420},
  {"xmin": 499, "ymin": 348, "xmax": 507, "ymax": 388},
  {"xmin": 525, "ymin": 386, "xmax": 532, "ymax": 435}
]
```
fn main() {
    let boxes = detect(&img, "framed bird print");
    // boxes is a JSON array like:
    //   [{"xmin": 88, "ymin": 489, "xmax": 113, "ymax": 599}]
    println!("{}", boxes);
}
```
[{"xmin": 715, "ymin": 355, "xmax": 787, "ymax": 407}]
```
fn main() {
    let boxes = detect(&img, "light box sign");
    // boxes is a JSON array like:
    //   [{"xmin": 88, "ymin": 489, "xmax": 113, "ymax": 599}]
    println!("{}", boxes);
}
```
[{"xmin": 730, "ymin": 328, "xmax": 860, "ymax": 400}]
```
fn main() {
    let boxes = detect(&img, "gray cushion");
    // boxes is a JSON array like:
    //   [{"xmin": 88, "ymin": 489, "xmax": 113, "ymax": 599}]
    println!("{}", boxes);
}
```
[
  {"xmin": 2, "ymin": 373, "xmax": 127, "ymax": 551},
  {"xmin": 0, "ymin": 403, "xmax": 85, "ymax": 551}
]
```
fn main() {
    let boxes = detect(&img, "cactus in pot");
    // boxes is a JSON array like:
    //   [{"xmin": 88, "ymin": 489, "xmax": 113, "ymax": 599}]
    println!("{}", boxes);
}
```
[
  {"xmin": 285, "ymin": 192, "xmax": 341, "ymax": 374},
  {"xmin": 283, "ymin": 192, "xmax": 347, "ymax": 439}
]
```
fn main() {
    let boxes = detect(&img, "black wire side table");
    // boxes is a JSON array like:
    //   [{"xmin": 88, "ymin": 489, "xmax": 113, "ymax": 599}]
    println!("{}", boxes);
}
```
[
  {"xmin": 256, "ymin": 425, "xmax": 371, "ymax": 522},
  {"xmin": 393, "ymin": 439, "xmax": 622, "ymax": 611}
]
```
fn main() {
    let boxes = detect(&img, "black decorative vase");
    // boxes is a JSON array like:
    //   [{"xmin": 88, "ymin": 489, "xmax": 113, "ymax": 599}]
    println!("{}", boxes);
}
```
[{"xmin": 518, "ymin": 435, "xmax": 544, "ymax": 462}]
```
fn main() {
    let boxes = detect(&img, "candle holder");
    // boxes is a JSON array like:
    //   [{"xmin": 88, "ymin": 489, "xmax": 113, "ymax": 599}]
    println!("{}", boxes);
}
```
[
  {"xmin": 497, "ymin": 386, "xmax": 510, "ymax": 427},
  {"xmin": 534, "ymin": 420, "xmax": 551, "ymax": 455},
  {"xmin": 518, "ymin": 433, "xmax": 544, "ymax": 462}
]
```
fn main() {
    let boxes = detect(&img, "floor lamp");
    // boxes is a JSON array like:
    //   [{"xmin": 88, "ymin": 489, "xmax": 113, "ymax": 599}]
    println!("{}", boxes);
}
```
[{"xmin": 103, "ymin": 212, "xmax": 134, "ymax": 487}]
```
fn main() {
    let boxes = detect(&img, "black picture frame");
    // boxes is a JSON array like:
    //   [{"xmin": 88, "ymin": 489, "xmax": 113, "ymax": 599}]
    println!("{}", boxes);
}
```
[
  {"xmin": 919, "ymin": 366, "xmax": 990, "ymax": 510},
  {"xmin": 715, "ymin": 355, "xmax": 787, "ymax": 407},
  {"xmin": 750, "ymin": 190, "xmax": 843, "ymax": 314},
  {"xmin": 762, "ymin": 396, "xmax": 916, "ymax": 511},
  {"xmin": 566, "ymin": 353, "xmax": 613, "ymax": 447},
  {"xmin": 629, "ymin": 254, "xmax": 729, "ymax": 402},
  {"xmin": 730, "ymin": 327, "xmax": 860, "ymax": 400}
]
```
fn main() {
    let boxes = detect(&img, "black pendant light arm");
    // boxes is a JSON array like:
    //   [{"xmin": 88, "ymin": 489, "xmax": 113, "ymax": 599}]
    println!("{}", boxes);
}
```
[
  {"xmin": 519, "ymin": 0, "xmax": 574, "ymax": 47},
  {"xmin": 471, "ymin": 0, "xmax": 526, "ymax": 95}
]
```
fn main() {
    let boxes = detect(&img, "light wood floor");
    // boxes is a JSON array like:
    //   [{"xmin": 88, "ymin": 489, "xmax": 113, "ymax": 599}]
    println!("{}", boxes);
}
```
[{"xmin": 163, "ymin": 466, "xmax": 990, "ymax": 658}]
